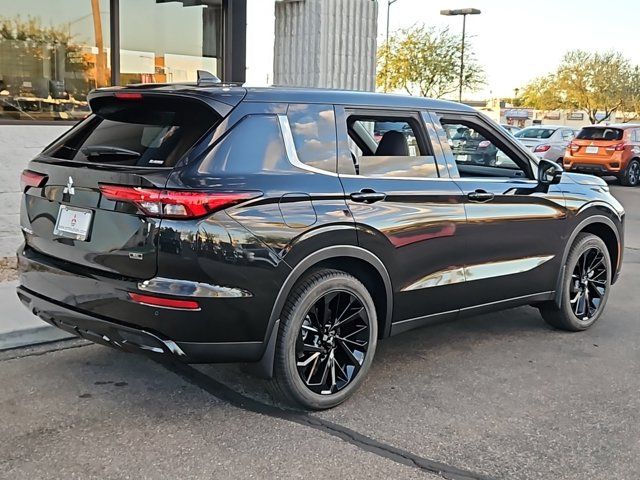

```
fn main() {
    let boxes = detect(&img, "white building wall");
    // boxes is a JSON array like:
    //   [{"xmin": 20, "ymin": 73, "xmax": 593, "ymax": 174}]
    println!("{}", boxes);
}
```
[
  {"xmin": 0, "ymin": 125, "xmax": 70, "ymax": 257},
  {"xmin": 274, "ymin": 0, "xmax": 378, "ymax": 91}
]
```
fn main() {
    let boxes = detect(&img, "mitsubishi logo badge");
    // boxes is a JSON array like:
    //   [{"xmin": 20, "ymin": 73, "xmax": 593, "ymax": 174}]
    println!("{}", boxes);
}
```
[{"xmin": 63, "ymin": 176, "xmax": 75, "ymax": 196}]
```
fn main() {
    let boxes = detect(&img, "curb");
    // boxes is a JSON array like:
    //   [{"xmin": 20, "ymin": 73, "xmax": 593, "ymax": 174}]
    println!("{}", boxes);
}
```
[{"xmin": 0, "ymin": 325, "xmax": 74, "ymax": 351}]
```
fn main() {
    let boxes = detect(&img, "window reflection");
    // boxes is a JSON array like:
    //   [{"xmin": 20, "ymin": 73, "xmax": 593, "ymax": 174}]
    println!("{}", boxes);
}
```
[
  {"xmin": 287, "ymin": 103, "xmax": 337, "ymax": 173},
  {"xmin": 0, "ymin": 0, "xmax": 110, "ymax": 121},
  {"xmin": 198, "ymin": 115, "xmax": 290, "ymax": 175},
  {"xmin": 120, "ymin": 0, "xmax": 222, "ymax": 84}
]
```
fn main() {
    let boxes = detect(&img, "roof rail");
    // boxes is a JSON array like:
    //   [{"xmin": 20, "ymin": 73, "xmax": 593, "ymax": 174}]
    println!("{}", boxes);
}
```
[{"xmin": 197, "ymin": 70, "xmax": 221, "ymax": 86}]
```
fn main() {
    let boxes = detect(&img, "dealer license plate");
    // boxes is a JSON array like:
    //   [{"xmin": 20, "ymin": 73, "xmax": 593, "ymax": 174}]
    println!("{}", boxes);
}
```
[{"xmin": 53, "ymin": 205, "xmax": 93, "ymax": 241}]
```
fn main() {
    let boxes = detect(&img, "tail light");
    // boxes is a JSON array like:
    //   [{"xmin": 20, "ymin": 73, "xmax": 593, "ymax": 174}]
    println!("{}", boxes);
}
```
[
  {"xmin": 568, "ymin": 142, "xmax": 579, "ymax": 152},
  {"xmin": 21, "ymin": 170, "xmax": 48, "ymax": 191},
  {"xmin": 534, "ymin": 145, "xmax": 551, "ymax": 153},
  {"xmin": 99, "ymin": 185, "xmax": 260, "ymax": 219},
  {"xmin": 478, "ymin": 140, "xmax": 491, "ymax": 148},
  {"xmin": 605, "ymin": 142, "xmax": 626, "ymax": 152},
  {"xmin": 128, "ymin": 292, "xmax": 200, "ymax": 311}
]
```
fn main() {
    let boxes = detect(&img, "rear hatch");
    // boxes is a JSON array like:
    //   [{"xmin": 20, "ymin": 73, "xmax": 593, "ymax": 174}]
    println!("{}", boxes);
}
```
[
  {"xmin": 570, "ymin": 126, "xmax": 624, "ymax": 160},
  {"xmin": 20, "ymin": 89, "xmax": 238, "ymax": 279}
]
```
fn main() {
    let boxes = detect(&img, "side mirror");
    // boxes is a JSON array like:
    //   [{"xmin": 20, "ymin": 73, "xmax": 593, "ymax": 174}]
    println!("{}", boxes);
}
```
[{"xmin": 538, "ymin": 158, "xmax": 563, "ymax": 185}]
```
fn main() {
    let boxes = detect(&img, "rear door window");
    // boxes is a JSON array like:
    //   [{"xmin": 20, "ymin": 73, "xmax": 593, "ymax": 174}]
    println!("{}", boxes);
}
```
[
  {"xmin": 576, "ymin": 127, "xmax": 624, "ymax": 141},
  {"xmin": 346, "ymin": 114, "xmax": 438, "ymax": 178},
  {"xmin": 44, "ymin": 96, "xmax": 220, "ymax": 167}
]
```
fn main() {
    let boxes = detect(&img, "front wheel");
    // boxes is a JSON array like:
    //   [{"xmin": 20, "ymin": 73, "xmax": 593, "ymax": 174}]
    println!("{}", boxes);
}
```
[
  {"xmin": 271, "ymin": 269, "xmax": 378, "ymax": 410},
  {"xmin": 620, "ymin": 159, "xmax": 640, "ymax": 186},
  {"xmin": 540, "ymin": 233, "xmax": 611, "ymax": 331}
]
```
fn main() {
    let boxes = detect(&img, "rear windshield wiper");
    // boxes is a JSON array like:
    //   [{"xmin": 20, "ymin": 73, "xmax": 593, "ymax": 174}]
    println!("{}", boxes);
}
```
[{"xmin": 81, "ymin": 146, "xmax": 141, "ymax": 160}]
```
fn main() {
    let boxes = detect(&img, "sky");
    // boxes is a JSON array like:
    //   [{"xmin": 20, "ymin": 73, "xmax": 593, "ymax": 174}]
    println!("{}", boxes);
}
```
[{"xmin": 246, "ymin": 0, "xmax": 640, "ymax": 99}]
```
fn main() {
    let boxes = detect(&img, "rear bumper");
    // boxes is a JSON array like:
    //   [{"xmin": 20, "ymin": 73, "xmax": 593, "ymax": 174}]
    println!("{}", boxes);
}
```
[
  {"xmin": 16, "ymin": 245, "xmax": 272, "ymax": 363},
  {"xmin": 17, "ymin": 286, "xmax": 264, "ymax": 363},
  {"xmin": 564, "ymin": 155, "xmax": 623, "ymax": 174}
]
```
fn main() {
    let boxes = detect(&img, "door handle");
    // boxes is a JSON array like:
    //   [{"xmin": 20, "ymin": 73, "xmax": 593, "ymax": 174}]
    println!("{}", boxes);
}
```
[
  {"xmin": 350, "ymin": 189, "xmax": 387, "ymax": 204},
  {"xmin": 467, "ymin": 189, "xmax": 495, "ymax": 203}
]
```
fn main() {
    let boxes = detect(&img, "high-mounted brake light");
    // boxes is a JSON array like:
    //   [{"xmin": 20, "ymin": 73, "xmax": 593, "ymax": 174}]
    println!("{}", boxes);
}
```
[
  {"xmin": 534, "ymin": 144, "xmax": 551, "ymax": 153},
  {"xmin": 114, "ymin": 92, "xmax": 143, "ymax": 100},
  {"xmin": 128, "ymin": 292, "xmax": 200, "ymax": 311},
  {"xmin": 99, "ymin": 185, "xmax": 260, "ymax": 218},
  {"xmin": 21, "ymin": 170, "xmax": 48, "ymax": 191}
]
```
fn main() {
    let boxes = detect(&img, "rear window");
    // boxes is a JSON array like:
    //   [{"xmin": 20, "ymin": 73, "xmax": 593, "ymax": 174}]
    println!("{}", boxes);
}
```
[
  {"xmin": 44, "ymin": 96, "xmax": 220, "ymax": 167},
  {"xmin": 576, "ymin": 127, "xmax": 624, "ymax": 141},
  {"xmin": 514, "ymin": 128, "xmax": 556, "ymax": 139}
]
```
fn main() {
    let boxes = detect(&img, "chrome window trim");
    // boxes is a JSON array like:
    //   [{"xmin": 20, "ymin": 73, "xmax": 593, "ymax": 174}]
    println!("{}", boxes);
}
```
[{"xmin": 277, "ymin": 114, "xmax": 339, "ymax": 177}]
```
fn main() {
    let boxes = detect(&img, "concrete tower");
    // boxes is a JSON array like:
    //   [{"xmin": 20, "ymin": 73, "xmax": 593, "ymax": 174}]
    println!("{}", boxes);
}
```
[{"xmin": 273, "ymin": 0, "xmax": 378, "ymax": 91}]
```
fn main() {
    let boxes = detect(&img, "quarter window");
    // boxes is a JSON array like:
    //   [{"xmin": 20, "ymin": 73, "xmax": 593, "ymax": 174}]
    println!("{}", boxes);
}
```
[
  {"xmin": 197, "ymin": 115, "xmax": 290, "ymax": 175},
  {"xmin": 287, "ymin": 104, "xmax": 337, "ymax": 173},
  {"xmin": 345, "ymin": 115, "xmax": 438, "ymax": 178}
]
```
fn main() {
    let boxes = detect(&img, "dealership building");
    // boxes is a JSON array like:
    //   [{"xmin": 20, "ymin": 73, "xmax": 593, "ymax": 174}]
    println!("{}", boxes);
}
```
[{"xmin": 0, "ymin": 0, "xmax": 378, "ymax": 256}]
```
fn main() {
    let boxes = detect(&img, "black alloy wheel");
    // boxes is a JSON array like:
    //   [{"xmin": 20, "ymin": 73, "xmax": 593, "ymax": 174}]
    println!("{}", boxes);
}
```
[
  {"xmin": 540, "ymin": 233, "xmax": 611, "ymax": 331},
  {"xmin": 569, "ymin": 246, "xmax": 608, "ymax": 322},
  {"xmin": 295, "ymin": 290, "xmax": 370, "ymax": 395},
  {"xmin": 272, "ymin": 269, "xmax": 378, "ymax": 410}
]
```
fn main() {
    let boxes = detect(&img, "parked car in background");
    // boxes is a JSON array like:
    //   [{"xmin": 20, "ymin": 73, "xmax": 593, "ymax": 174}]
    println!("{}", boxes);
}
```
[
  {"xmin": 500, "ymin": 124, "xmax": 521, "ymax": 135},
  {"xmin": 564, "ymin": 124, "xmax": 640, "ymax": 186},
  {"xmin": 514, "ymin": 125, "xmax": 575, "ymax": 162},
  {"xmin": 17, "ymin": 82, "xmax": 625, "ymax": 409}
]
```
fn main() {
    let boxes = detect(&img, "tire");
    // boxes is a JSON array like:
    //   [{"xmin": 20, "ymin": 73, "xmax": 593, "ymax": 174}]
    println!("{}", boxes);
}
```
[
  {"xmin": 620, "ymin": 159, "xmax": 640, "ymax": 186},
  {"xmin": 271, "ymin": 269, "xmax": 378, "ymax": 410},
  {"xmin": 540, "ymin": 233, "xmax": 611, "ymax": 331}
]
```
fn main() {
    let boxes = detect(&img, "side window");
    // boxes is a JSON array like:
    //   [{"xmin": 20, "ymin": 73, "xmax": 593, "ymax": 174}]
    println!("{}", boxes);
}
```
[
  {"xmin": 287, "ymin": 104, "xmax": 337, "ymax": 173},
  {"xmin": 197, "ymin": 115, "xmax": 290, "ymax": 174},
  {"xmin": 345, "ymin": 114, "xmax": 438, "ymax": 178},
  {"xmin": 441, "ymin": 120, "xmax": 527, "ymax": 178},
  {"xmin": 562, "ymin": 129, "xmax": 574, "ymax": 141}
]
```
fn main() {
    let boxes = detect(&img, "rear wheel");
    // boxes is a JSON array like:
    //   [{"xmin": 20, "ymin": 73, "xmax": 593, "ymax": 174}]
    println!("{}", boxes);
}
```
[
  {"xmin": 271, "ymin": 269, "xmax": 377, "ymax": 410},
  {"xmin": 540, "ymin": 233, "xmax": 611, "ymax": 331},
  {"xmin": 620, "ymin": 159, "xmax": 640, "ymax": 186}
]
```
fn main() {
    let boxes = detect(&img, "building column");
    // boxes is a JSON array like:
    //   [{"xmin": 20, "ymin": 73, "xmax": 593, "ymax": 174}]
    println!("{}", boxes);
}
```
[{"xmin": 274, "ymin": 0, "xmax": 378, "ymax": 91}]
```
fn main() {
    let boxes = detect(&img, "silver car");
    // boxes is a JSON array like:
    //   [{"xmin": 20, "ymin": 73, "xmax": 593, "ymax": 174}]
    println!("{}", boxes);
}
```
[{"xmin": 514, "ymin": 125, "xmax": 575, "ymax": 162}]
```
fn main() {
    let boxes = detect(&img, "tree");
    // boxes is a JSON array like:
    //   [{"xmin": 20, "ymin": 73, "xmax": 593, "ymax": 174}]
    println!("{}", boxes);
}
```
[
  {"xmin": 377, "ymin": 25, "xmax": 484, "ymax": 98},
  {"xmin": 519, "ymin": 50, "xmax": 632, "ymax": 124}
]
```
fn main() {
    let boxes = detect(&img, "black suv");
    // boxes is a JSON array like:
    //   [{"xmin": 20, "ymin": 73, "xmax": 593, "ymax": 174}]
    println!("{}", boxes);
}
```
[{"xmin": 17, "ymin": 82, "xmax": 625, "ymax": 409}]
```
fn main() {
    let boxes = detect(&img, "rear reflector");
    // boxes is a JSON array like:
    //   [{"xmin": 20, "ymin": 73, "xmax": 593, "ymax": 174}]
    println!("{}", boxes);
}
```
[
  {"xmin": 99, "ymin": 185, "xmax": 260, "ymax": 218},
  {"xmin": 114, "ymin": 92, "xmax": 143, "ymax": 100},
  {"xmin": 128, "ymin": 292, "xmax": 200, "ymax": 310},
  {"xmin": 21, "ymin": 170, "xmax": 48, "ymax": 191}
]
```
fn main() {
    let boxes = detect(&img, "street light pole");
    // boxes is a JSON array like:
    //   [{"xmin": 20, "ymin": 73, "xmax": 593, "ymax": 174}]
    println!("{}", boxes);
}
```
[
  {"xmin": 385, "ymin": 0, "xmax": 399, "ymax": 92},
  {"xmin": 440, "ymin": 8, "xmax": 481, "ymax": 102}
]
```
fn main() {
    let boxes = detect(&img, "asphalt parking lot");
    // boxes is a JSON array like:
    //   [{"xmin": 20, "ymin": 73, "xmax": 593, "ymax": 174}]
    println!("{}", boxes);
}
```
[{"xmin": 1, "ymin": 184, "xmax": 639, "ymax": 480}]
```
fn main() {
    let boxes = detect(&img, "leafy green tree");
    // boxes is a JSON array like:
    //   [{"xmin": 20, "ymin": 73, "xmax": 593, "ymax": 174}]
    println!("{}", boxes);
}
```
[
  {"xmin": 377, "ymin": 25, "xmax": 484, "ymax": 98},
  {"xmin": 520, "ymin": 50, "xmax": 633, "ymax": 124}
]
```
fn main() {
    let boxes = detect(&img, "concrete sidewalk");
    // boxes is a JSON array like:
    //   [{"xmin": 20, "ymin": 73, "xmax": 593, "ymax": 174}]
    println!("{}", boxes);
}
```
[{"xmin": 0, "ymin": 280, "xmax": 72, "ymax": 350}]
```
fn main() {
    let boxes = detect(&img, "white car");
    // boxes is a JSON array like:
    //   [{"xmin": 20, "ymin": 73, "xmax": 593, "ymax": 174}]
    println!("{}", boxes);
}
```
[
  {"xmin": 495, "ymin": 125, "xmax": 576, "ymax": 168},
  {"xmin": 514, "ymin": 125, "xmax": 575, "ymax": 161}
]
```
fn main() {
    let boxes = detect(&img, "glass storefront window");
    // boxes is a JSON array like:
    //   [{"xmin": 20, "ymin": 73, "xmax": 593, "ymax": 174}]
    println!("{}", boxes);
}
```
[
  {"xmin": 119, "ymin": 0, "xmax": 222, "ymax": 85},
  {"xmin": 0, "ymin": 0, "xmax": 111, "ymax": 121}
]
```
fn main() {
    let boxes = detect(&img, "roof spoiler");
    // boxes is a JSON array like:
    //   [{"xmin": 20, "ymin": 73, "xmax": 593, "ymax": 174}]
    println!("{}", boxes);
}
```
[{"xmin": 197, "ymin": 70, "xmax": 222, "ymax": 86}]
